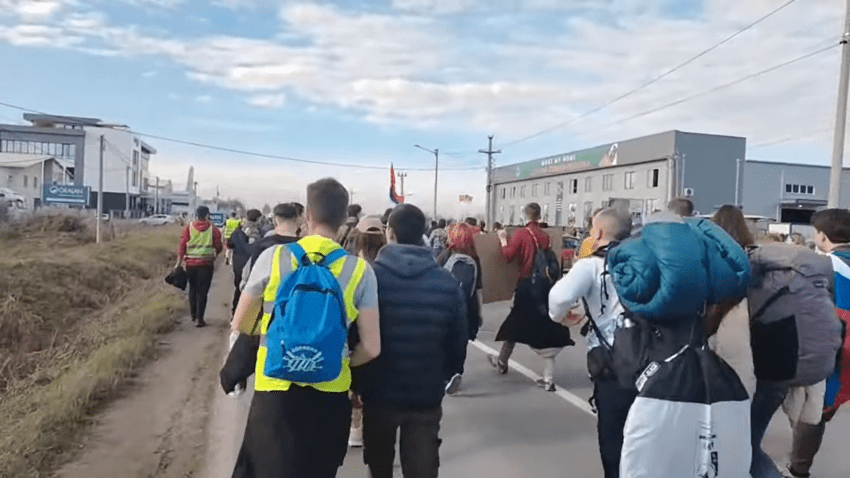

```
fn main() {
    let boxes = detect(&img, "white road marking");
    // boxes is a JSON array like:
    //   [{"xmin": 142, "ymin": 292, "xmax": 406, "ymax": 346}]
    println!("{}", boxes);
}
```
[{"xmin": 470, "ymin": 340, "xmax": 596, "ymax": 417}]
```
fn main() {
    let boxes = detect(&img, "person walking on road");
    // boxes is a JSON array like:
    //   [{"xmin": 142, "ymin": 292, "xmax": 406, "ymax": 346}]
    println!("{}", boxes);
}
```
[
  {"xmin": 176, "ymin": 205, "xmax": 223, "ymax": 328},
  {"xmin": 230, "ymin": 179, "xmax": 381, "ymax": 478},
  {"xmin": 548, "ymin": 208, "xmax": 633, "ymax": 478},
  {"xmin": 440, "ymin": 221, "xmax": 483, "ymax": 395},
  {"xmin": 224, "ymin": 212, "xmax": 241, "ymax": 265},
  {"xmin": 354, "ymin": 204, "xmax": 467, "ymax": 478},
  {"xmin": 786, "ymin": 208, "xmax": 850, "ymax": 478},
  {"xmin": 490, "ymin": 202, "xmax": 574, "ymax": 391},
  {"xmin": 229, "ymin": 209, "xmax": 263, "ymax": 316}
]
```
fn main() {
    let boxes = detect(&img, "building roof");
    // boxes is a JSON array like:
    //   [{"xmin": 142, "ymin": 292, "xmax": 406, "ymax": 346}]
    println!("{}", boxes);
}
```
[
  {"xmin": 0, "ymin": 153, "xmax": 58, "ymax": 168},
  {"xmin": 140, "ymin": 140, "xmax": 157, "ymax": 154},
  {"xmin": 746, "ymin": 159, "xmax": 850, "ymax": 171}
]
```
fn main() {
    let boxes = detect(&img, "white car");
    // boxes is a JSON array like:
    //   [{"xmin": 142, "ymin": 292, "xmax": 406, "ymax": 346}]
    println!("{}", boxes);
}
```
[{"xmin": 139, "ymin": 214, "xmax": 174, "ymax": 226}]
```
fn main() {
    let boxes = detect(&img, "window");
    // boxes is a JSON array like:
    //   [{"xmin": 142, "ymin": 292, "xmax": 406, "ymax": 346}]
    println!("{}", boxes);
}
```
[
  {"xmin": 568, "ymin": 203, "xmax": 577, "ymax": 225},
  {"xmin": 34, "ymin": 176, "xmax": 38, "ymax": 189},
  {"xmin": 569, "ymin": 179, "xmax": 578, "ymax": 194},
  {"xmin": 785, "ymin": 184, "xmax": 792, "ymax": 193},
  {"xmin": 646, "ymin": 198, "xmax": 660, "ymax": 214},
  {"xmin": 69, "ymin": 144, "xmax": 76, "ymax": 159},
  {"xmin": 500, "ymin": 187, "xmax": 506, "ymax": 199},
  {"xmin": 602, "ymin": 174, "xmax": 613, "ymax": 191},
  {"xmin": 584, "ymin": 201, "xmax": 593, "ymax": 222},
  {"xmin": 544, "ymin": 182, "xmax": 551, "ymax": 196},
  {"xmin": 785, "ymin": 184, "xmax": 816, "ymax": 195},
  {"xmin": 14, "ymin": 140, "xmax": 22, "ymax": 152},
  {"xmin": 531, "ymin": 184, "xmax": 539, "ymax": 197},
  {"xmin": 62, "ymin": 144, "xmax": 70, "ymax": 157},
  {"xmin": 624, "ymin": 171, "xmax": 635, "ymax": 190},
  {"xmin": 520, "ymin": 185, "xmax": 527, "ymax": 198},
  {"xmin": 585, "ymin": 177, "xmax": 592, "ymax": 192},
  {"xmin": 807, "ymin": 185, "xmax": 814, "ymax": 194},
  {"xmin": 133, "ymin": 150, "xmax": 139, "ymax": 166},
  {"xmin": 28, "ymin": 141, "xmax": 35, "ymax": 154},
  {"xmin": 23, "ymin": 175, "xmax": 28, "ymax": 187},
  {"xmin": 35, "ymin": 142, "xmax": 42, "ymax": 154},
  {"xmin": 792, "ymin": 184, "xmax": 799, "ymax": 193},
  {"xmin": 132, "ymin": 171, "xmax": 138, "ymax": 187},
  {"xmin": 648, "ymin": 169, "xmax": 659, "ymax": 188},
  {"xmin": 511, "ymin": 187, "xmax": 516, "ymax": 198}
]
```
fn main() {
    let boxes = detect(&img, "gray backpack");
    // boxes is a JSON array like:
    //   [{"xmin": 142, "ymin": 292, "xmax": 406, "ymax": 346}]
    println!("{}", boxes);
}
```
[{"xmin": 747, "ymin": 243, "xmax": 843, "ymax": 386}]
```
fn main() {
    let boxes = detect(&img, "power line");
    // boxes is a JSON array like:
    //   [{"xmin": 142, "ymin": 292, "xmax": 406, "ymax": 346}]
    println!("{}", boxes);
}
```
[
  {"xmin": 497, "ymin": 0, "xmax": 801, "ymax": 149},
  {"xmin": 0, "ymin": 101, "xmax": 482, "ymax": 172},
  {"xmin": 597, "ymin": 42, "xmax": 839, "ymax": 130}
]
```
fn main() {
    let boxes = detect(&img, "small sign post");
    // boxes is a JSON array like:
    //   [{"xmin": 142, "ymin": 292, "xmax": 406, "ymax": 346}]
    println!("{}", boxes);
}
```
[{"xmin": 43, "ymin": 185, "xmax": 90, "ymax": 205}]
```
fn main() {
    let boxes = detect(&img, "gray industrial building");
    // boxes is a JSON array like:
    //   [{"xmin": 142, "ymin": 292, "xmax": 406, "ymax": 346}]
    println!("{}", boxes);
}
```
[{"xmin": 490, "ymin": 130, "xmax": 849, "ymax": 229}]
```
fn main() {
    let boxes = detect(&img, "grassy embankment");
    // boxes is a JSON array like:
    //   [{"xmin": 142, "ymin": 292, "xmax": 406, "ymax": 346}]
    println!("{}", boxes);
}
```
[{"xmin": 0, "ymin": 215, "xmax": 185, "ymax": 477}]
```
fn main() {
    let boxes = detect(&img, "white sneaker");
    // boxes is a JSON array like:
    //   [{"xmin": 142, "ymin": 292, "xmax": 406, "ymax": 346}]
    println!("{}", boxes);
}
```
[
  {"xmin": 348, "ymin": 427, "xmax": 363, "ymax": 447},
  {"xmin": 446, "ymin": 373, "xmax": 462, "ymax": 395}
]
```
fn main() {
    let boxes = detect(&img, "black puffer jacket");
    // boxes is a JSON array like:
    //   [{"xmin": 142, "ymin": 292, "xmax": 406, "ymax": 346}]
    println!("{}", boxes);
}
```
[{"xmin": 355, "ymin": 244, "xmax": 467, "ymax": 410}]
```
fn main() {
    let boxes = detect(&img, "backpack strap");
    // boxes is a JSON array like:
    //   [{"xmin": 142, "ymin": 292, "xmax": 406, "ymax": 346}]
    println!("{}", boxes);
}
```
[
  {"xmin": 582, "ymin": 296, "xmax": 613, "ymax": 351},
  {"xmin": 288, "ymin": 242, "xmax": 310, "ymax": 267},
  {"xmin": 526, "ymin": 226, "xmax": 541, "ymax": 250}
]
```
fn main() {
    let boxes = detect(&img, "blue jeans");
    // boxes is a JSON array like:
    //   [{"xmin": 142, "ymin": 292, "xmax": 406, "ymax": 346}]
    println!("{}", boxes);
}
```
[{"xmin": 750, "ymin": 380, "xmax": 790, "ymax": 478}]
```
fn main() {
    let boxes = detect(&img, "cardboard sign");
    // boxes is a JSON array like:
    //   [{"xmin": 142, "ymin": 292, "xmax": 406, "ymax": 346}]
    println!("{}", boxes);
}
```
[
  {"xmin": 475, "ymin": 233, "xmax": 519, "ymax": 304},
  {"xmin": 475, "ymin": 226, "xmax": 565, "ymax": 304}
]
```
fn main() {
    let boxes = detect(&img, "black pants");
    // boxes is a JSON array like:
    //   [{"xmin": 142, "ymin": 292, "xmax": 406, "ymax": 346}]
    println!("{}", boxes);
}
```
[
  {"xmin": 593, "ymin": 378, "xmax": 638, "ymax": 478},
  {"xmin": 232, "ymin": 269, "xmax": 243, "ymax": 316},
  {"xmin": 186, "ymin": 264, "xmax": 214, "ymax": 322},
  {"xmin": 233, "ymin": 387, "xmax": 352, "ymax": 478},
  {"xmin": 362, "ymin": 406, "xmax": 442, "ymax": 478}
]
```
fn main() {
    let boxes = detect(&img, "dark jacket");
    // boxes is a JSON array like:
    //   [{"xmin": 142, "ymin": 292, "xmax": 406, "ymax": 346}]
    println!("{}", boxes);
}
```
[
  {"xmin": 229, "ymin": 220, "xmax": 262, "ymax": 276},
  {"xmin": 355, "ymin": 244, "xmax": 467, "ymax": 410}
]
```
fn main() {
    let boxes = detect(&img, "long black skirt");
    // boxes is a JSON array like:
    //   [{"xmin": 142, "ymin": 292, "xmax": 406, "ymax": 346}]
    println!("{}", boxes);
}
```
[{"xmin": 495, "ymin": 278, "xmax": 575, "ymax": 349}]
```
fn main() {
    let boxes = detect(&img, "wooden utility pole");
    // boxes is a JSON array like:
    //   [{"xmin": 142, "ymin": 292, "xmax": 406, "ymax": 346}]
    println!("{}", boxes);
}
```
[
  {"xmin": 829, "ymin": 0, "xmax": 850, "ymax": 207},
  {"xmin": 479, "ymin": 135, "xmax": 501, "ymax": 228}
]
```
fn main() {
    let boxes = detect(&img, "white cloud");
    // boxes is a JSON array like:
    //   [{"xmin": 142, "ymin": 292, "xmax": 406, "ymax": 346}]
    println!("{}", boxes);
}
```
[
  {"xmin": 0, "ymin": 24, "xmax": 83, "ymax": 47},
  {"xmin": 195, "ymin": 95, "xmax": 212, "ymax": 103},
  {"xmin": 0, "ymin": 0, "xmax": 69, "ymax": 21},
  {"xmin": 247, "ymin": 93, "xmax": 286, "ymax": 109},
  {"xmin": 142, "ymin": 70, "xmax": 157, "ymax": 77}
]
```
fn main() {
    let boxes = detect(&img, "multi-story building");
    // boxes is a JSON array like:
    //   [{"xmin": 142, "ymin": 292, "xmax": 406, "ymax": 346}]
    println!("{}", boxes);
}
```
[
  {"xmin": 0, "ymin": 114, "xmax": 157, "ymax": 216},
  {"xmin": 490, "ymin": 130, "xmax": 746, "ymax": 228},
  {"xmin": 0, "ymin": 153, "xmax": 74, "ymax": 209},
  {"xmin": 490, "ymin": 130, "xmax": 850, "ymax": 230}
]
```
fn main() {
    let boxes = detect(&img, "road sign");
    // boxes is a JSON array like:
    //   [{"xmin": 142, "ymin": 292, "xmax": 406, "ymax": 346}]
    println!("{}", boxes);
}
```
[
  {"xmin": 43, "ymin": 185, "xmax": 90, "ymax": 205},
  {"xmin": 209, "ymin": 212, "xmax": 225, "ymax": 227}
]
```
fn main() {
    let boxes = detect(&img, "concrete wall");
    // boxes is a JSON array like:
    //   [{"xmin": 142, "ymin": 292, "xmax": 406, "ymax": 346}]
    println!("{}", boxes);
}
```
[
  {"xmin": 675, "ymin": 132, "xmax": 745, "ymax": 215},
  {"xmin": 741, "ymin": 161, "xmax": 850, "ymax": 219}
]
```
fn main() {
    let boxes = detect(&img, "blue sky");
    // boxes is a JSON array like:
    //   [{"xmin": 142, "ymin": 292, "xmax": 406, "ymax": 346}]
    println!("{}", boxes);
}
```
[{"xmin": 0, "ymin": 0, "xmax": 844, "ymax": 215}]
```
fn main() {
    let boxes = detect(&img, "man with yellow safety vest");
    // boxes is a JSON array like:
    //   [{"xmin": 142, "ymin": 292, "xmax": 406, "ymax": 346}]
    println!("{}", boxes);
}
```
[
  {"xmin": 176, "ymin": 206, "xmax": 223, "ymax": 328},
  {"xmin": 224, "ymin": 212, "xmax": 242, "ymax": 266},
  {"xmin": 230, "ymin": 178, "xmax": 381, "ymax": 478}
]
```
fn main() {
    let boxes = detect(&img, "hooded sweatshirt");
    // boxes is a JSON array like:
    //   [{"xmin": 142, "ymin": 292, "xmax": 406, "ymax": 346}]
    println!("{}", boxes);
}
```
[
  {"xmin": 178, "ymin": 220, "xmax": 223, "ymax": 267},
  {"xmin": 355, "ymin": 244, "xmax": 467, "ymax": 410}
]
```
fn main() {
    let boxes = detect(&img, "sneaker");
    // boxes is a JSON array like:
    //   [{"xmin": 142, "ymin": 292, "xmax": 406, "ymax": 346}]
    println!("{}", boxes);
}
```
[
  {"xmin": 348, "ymin": 427, "xmax": 363, "ymax": 447},
  {"xmin": 536, "ymin": 379, "xmax": 556, "ymax": 392},
  {"xmin": 488, "ymin": 355, "xmax": 508, "ymax": 375},
  {"xmin": 446, "ymin": 373, "xmax": 462, "ymax": 395},
  {"xmin": 196, "ymin": 320, "xmax": 207, "ymax": 328}
]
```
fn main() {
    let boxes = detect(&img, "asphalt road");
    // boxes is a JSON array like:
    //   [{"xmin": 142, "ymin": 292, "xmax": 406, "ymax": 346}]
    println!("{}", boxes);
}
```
[{"xmin": 202, "ymin": 299, "xmax": 850, "ymax": 478}]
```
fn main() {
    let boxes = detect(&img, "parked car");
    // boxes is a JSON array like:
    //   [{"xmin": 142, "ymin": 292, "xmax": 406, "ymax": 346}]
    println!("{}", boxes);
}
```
[
  {"xmin": 139, "ymin": 214, "xmax": 174, "ymax": 226},
  {"xmin": 560, "ymin": 234, "xmax": 580, "ymax": 273}
]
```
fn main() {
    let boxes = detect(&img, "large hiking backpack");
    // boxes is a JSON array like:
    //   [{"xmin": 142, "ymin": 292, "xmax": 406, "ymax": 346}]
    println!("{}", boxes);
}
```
[
  {"xmin": 264, "ymin": 243, "xmax": 350, "ymax": 384},
  {"xmin": 621, "ymin": 341, "xmax": 752, "ymax": 478},
  {"xmin": 527, "ymin": 227, "xmax": 561, "ymax": 316},
  {"xmin": 747, "ymin": 243, "xmax": 842, "ymax": 386}
]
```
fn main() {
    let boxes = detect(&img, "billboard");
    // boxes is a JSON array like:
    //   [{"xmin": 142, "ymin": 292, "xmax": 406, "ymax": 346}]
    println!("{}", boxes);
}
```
[
  {"xmin": 43, "ymin": 184, "xmax": 90, "ymax": 205},
  {"xmin": 209, "ymin": 212, "xmax": 226, "ymax": 228}
]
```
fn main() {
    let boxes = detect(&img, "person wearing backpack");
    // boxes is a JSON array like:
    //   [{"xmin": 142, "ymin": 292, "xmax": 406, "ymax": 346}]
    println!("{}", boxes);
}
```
[
  {"xmin": 745, "ymin": 218, "xmax": 843, "ymax": 478},
  {"xmin": 229, "ymin": 179, "xmax": 381, "ymax": 478},
  {"xmin": 490, "ymin": 202, "xmax": 574, "ymax": 391},
  {"xmin": 229, "ymin": 209, "xmax": 264, "ymax": 316},
  {"xmin": 336, "ymin": 204, "xmax": 362, "ymax": 253},
  {"xmin": 440, "ymin": 222, "xmax": 484, "ymax": 395},
  {"xmin": 549, "ymin": 208, "xmax": 632, "ymax": 478},
  {"xmin": 353, "ymin": 204, "xmax": 467, "ymax": 478},
  {"xmin": 428, "ymin": 219, "xmax": 448, "ymax": 257},
  {"xmin": 784, "ymin": 208, "xmax": 850, "ymax": 478}
]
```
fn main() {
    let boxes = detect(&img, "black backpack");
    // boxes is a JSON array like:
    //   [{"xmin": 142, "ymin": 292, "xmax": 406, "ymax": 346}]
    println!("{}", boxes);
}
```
[{"xmin": 527, "ymin": 227, "xmax": 561, "ymax": 315}]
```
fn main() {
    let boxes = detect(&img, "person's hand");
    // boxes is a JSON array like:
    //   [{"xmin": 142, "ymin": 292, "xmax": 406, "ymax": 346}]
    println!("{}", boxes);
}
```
[
  {"xmin": 174, "ymin": 258, "xmax": 183, "ymax": 269},
  {"xmin": 497, "ymin": 229, "xmax": 507, "ymax": 246},
  {"xmin": 228, "ymin": 330, "xmax": 239, "ymax": 352}
]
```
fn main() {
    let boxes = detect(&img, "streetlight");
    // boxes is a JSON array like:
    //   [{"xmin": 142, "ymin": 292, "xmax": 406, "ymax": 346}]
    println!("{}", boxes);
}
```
[{"xmin": 414, "ymin": 144, "xmax": 438, "ymax": 219}]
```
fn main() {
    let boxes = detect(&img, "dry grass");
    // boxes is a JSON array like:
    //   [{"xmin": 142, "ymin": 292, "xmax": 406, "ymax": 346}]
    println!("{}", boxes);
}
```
[{"xmin": 0, "ymin": 220, "xmax": 186, "ymax": 477}]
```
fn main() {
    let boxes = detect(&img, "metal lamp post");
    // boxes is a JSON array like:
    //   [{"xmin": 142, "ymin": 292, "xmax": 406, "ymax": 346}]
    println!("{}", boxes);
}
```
[{"xmin": 414, "ymin": 144, "xmax": 438, "ymax": 219}]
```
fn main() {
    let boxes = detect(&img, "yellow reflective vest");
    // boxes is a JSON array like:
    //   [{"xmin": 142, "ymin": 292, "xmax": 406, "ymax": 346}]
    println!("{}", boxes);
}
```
[
  {"xmin": 224, "ymin": 218, "xmax": 241, "ymax": 240},
  {"xmin": 254, "ymin": 236, "xmax": 367, "ymax": 393},
  {"xmin": 186, "ymin": 224, "xmax": 215, "ymax": 259}
]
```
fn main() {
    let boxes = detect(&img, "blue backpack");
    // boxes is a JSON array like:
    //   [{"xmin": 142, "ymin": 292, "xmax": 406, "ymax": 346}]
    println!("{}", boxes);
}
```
[{"xmin": 264, "ymin": 243, "xmax": 350, "ymax": 384}]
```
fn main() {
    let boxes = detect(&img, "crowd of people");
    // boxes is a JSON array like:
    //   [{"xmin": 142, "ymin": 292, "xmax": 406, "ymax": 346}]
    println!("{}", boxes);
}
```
[{"xmin": 171, "ymin": 177, "xmax": 849, "ymax": 478}]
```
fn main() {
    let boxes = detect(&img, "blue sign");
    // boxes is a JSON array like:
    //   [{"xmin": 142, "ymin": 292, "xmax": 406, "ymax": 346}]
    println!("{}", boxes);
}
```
[
  {"xmin": 209, "ymin": 212, "xmax": 225, "ymax": 227},
  {"xmin": 43, "ymin": 185, "xmax": 90, "ymax": 205}
]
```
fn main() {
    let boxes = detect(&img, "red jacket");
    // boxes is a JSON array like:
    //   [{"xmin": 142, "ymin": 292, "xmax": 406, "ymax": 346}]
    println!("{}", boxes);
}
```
[
  {"xmin": 501, "ymin": 222, "xmax": 551, "ymax": 279},
  {"xmin": 178, "ymin": 220, "xmax": 223, "ymax": 267}
]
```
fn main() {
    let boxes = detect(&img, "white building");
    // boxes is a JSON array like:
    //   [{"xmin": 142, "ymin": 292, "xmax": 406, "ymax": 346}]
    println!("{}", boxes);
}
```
[{"xmin": 0, "ymin": 153, "xmax": 74, "ymax": 209}]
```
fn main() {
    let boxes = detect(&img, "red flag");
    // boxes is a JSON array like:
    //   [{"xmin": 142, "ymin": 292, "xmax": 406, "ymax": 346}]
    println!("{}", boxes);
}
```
[{"xmin": 390, "ymin": 164, "xmax": 405, "ymax": 204}]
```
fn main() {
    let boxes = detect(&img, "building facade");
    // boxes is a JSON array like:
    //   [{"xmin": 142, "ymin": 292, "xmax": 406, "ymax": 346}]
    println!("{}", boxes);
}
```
[
  {"xmin": 0, "ymin": 114, "xmax": 157, "ymax": 216},
  {"xmin": 490, "ymin": 131, "xmax": 746, "ymax": 228},
  {"xmin": 0, "ymin": 154, "xmax": 74, "ymax": 209},
  {"xmin": 741, "ymin": 160, "xmax": 850, "ymax": 223}
]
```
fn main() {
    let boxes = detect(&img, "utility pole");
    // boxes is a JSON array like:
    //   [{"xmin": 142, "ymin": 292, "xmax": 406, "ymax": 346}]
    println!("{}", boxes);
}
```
[
  {"xmin": 96, "ymin": 135, "xmax": 104, "ymax": 244},
  {"xmin": 829, "ymin": 0, "xmax": 850, "ymax": 207},
  {"xmin": 479, "ymin": 135, "xmax": 501, "ymax": 228},
  {"xmin": 397, "ymin": 171, "xmax": 407, "ymax": 196},
  {"xmin": 414, "ymin": 144, "xmax": 439, "ymax": 219},
  {"xmin": 154, "ymin": 176, "xmax": 160, "ymax": 215},
  {"xmin": 125, "ymin": 166, "xmax": 130, "ymax": 219}
]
